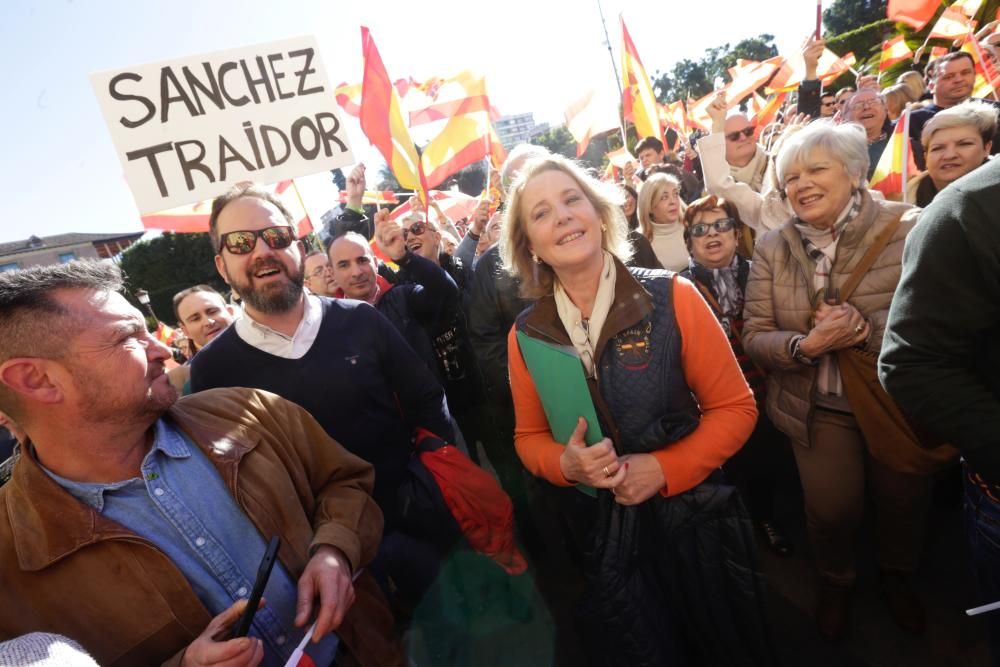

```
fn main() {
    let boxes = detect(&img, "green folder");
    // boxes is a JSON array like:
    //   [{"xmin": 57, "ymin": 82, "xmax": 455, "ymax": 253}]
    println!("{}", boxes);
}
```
[{"xmin": 515, "ymin": 331, "xmax": 604, "ymax": 497}]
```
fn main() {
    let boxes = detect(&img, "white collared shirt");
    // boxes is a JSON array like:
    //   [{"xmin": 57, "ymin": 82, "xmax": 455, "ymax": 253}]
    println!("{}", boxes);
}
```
[{"xmin": 233, "ymin": 293, "xmax": 323, "ymax": 359}]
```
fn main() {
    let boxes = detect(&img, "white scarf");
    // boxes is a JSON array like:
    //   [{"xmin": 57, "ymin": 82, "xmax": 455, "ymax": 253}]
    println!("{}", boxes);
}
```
[
  {"xmin": 554, "ymin": 251, "xmax": 617, "ymax": 378},
  {"xmin": 730, "ymin": 145, "xmax": 769, "ymax": 193}
]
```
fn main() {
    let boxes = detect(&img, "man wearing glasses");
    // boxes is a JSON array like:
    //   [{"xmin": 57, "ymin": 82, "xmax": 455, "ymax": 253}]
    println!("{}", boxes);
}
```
[
  {"xmin": 303, "ymin": 250, "xmax": 336, "ymax": 297},
  {"xmin": 190, "ymin": 183, "xmax": 458, "ymax": 613}
]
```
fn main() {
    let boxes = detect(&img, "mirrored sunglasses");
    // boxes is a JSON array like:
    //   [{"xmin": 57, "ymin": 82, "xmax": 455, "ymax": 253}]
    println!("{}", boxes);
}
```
[
  {"xmin": 403, "ymin": 221, "xmax": 428, "ymax": 240},
  {"xmin": 724, "ymin": 127, "xmax": 756, "ymax": 142},
  {"xmin": 689, "ymin": 218, "xmax": 737, "ymax": 238},
  {"xmin": 219, "ymin": 226, "xmax": 295, "ymax": 255}
]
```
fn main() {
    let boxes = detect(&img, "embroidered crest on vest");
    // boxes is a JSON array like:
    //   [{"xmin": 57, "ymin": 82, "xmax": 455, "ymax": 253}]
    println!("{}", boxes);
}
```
[{"xmin": 614, "ymin": 320, "xmax": 653, "ymax": 370}]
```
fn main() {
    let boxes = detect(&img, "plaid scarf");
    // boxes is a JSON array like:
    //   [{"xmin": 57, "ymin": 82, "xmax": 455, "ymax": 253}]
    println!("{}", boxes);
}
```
[
  {"xmin": 792, "ymin": 191, "xmax": 863, "ymax": 396},
  {"xmin": 689, "ymin": 255, "xmax": 743, "ymax": 337}
]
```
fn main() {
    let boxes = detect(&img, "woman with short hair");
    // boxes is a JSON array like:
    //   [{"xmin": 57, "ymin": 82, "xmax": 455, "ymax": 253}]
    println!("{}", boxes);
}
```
[
  {"xmin": 907, "ymin": 99, "xmax": 997, "ymax": 206},
  {"xmin": 743, "ymin": 120, "xmax": 938, "ymax": 641},
  {"xmin": 504, "ymin": 154, "xmax": 771, "ymax": 664}
]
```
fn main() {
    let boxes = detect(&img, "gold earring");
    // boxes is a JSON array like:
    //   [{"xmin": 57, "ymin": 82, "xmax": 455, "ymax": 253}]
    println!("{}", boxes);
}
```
[
  {"xmin": 531, "ymin": 253, "xmax": 540, "ymax": 264},
  {"xmin": 601, "ymin": 223, "xmax": 607, "ymax": 232}
]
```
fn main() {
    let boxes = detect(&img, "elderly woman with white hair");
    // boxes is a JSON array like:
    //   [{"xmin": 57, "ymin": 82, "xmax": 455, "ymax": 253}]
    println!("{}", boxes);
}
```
[
  {"xmin": 907, "ymin": 99, "xmax": 998, "ymax": 206},
  {"xmin": 742, "ymin": 121, "xmax": 934, "ymax": 642}
]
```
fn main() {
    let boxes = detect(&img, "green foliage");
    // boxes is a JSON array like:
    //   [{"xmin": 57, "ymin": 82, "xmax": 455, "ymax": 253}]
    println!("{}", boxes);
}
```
[
  {"xmin": 119, "ymin": 233, "xmax": 227, "ymax": 324},
  {"xmin": 376, "ymin": 164, "xmax": 402, "ymax": 192},
  {"xmin": 826, "ymin": 18, "xmax": 895, "ymax": 75},
  {"xmin": 529, "ymin": 125, "xmax": 624, "ymax": 171},
  {"xmin": 652, "ymin": 35, "xmax": 778, "ymax": 103},
  {"xmin": 823, "ymin": 0, "xmax": 888, "ymax": 36}
]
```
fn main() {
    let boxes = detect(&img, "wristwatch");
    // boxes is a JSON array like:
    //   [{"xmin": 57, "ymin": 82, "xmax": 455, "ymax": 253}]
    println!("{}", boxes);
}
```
[{"xmin": 790, "ymin": 335, "xmax": 818, "ymax": 366}]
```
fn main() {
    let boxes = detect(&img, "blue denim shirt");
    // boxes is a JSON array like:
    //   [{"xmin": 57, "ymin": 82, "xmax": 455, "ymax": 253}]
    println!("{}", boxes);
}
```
[{"xmin": 42, "ymin": 420, "xmax": 339, "ymax": 667}]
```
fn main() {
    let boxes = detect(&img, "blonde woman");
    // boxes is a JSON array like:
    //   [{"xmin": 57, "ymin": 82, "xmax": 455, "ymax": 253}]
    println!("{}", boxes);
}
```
[
  {"xmin": 503, "ymin": 154, "xmax": 770, "ymax": 665},
  {"xmin": 637, "ymin": 173, "xmax": 688, "ymax": 270}
]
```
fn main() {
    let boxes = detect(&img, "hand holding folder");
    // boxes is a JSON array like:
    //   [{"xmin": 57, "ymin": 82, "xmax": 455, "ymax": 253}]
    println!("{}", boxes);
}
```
[{"xmin": 516, "ymin": 331, "xmax": 606, "ymax": 496}]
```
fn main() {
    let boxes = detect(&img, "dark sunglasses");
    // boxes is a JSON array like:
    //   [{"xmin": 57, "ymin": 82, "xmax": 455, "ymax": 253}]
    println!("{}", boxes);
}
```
[
  {"xmin": 724, "ymin": 126, "xmax": 756, "ymax": 142},
  {"xmin": 689, "ymin": 218, "xmax": 737, "ymax": 238},
  {"xmin": 403, "ymin": 221, "xmax": 428, "ymax": 240},
  {"xmin": 218, "ymin": 225, "xmax": 295, "ymax": 254}
]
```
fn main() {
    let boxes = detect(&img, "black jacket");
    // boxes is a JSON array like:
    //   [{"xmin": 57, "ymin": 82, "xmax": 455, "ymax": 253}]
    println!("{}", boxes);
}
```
[{"xmin": 880, "ymin": 159, "xmax": 1000, "ymax": 485}]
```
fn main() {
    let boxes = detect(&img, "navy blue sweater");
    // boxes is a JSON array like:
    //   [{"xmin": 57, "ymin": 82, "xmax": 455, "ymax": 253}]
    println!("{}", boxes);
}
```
[{"xmin": 189, "ymin": 297, "xmax": 454, "ymax": 515}]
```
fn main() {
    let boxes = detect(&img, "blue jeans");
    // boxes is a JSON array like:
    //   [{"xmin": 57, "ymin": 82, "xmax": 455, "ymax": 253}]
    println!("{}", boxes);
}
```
[{"xmin": 964, "ymin": 463, "xmax": 1000, "ymax": 665}]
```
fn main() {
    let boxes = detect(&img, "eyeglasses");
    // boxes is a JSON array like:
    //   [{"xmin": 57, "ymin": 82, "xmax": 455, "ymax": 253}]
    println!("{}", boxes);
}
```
[
  {"xmin": 218, "ymin": 225, "xmax": 295, "ymax": 254},
  {"xmin": 725, "ymin": 127, "xmax": 755, "ymax": 142},
  {"xmin": 308, "ymin": 263, "xmax": 329, "ymax": 279},
  {"xmin": 403, "ymin": 221, "xmax": 428, "ymax": 240},
  {"xmin": 848, "ymin": 98, "xmax": 881, "ymax": 111},
  {"xmin": 688, "ymin": 218, "xmax": 737, "ymax": 237}
]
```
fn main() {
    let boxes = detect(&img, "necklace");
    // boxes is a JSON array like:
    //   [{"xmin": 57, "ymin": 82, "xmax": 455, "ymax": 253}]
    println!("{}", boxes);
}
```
[{"xmin": 868, "ymin": 131, "xmax": 887, "ymax": 146}]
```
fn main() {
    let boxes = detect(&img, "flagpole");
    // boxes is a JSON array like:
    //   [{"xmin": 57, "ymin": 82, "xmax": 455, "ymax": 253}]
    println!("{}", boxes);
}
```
[
  {"xmin": 901, "ymin": 110, "xmax": 911, "ymax": 204},
  {"xmin": 597, "ymin": 0, "xmax": 628, "ymax": 147}
]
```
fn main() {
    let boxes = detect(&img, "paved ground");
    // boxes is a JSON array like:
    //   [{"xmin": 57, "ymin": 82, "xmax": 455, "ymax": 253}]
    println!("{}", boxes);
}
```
[{"xmin": 763, "ymin": 465, "xmax": 991, "ymax": 667}]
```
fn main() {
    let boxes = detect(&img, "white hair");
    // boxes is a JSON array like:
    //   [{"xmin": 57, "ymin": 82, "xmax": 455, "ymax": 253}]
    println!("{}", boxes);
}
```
[
  {"xmin": 501, "ymin": 144, "xmax": 551, "ymax": 190},
  {"xmin": 775, "ymin": 120, "xmax": 870, "ymax": 188},
  {"xmin": 921, "ymin": 99, "xmax": 999, "ymax": 149}
]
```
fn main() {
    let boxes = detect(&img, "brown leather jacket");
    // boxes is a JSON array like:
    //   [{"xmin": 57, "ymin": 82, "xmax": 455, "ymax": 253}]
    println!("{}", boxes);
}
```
[
  {"xmin": 742, "ymin": 191, "xmax": 918, "ymax": 446},
  {"xmin": 0, "ymin": 388, "xmax": 402, "ymax": 667}
]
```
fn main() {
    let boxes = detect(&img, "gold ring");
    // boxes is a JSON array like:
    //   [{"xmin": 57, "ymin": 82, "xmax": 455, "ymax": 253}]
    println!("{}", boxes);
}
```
[
  {"xmin": 855, "ymin": 324, "xmax": 865, "ymax": 333},
  {"xmin": 603, "ymin": 466, "xmax": 612, "ymax": 478}
]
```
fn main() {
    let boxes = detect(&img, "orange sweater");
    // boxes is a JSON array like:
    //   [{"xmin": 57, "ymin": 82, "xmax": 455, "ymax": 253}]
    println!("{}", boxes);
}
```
[{"xmin": 507, "ymin": 276, "xmax": 758, "ymax": 497}]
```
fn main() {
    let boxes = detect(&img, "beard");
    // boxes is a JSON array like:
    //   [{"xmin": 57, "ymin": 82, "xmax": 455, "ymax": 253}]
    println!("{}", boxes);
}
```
[
  {"xmin": 69, "ymin": 363, "xmax": 177, "ymax": 427},
  {"xmin": 230, "ymin": 256, "xmax": 305, "ymax": 314}
]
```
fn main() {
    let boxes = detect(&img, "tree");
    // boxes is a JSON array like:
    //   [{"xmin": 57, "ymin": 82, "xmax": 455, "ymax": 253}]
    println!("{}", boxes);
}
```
[
  {"xmin": 823, "ymin": 0, "xmax": 888, "ymax": 37},
  {"xmin": 119, "ymin": 233, "xmax": 227, "ymax": 324},
  {"xmin": 530, "ymin": 126, "xmax": 578, "ymax": 160},
  {"xmin": 376, "ymin": 163, "xmax": 402, "ymax": 192},
  {"xmin": 652, "ymin": 35, "xmax": 778, "ymax": 103}
]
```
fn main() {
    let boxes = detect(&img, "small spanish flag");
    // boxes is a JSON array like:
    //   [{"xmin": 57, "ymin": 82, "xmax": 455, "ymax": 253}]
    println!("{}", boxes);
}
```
[
  {"xmin": 155, "ymin": 322, "xmax": 180, "ymax": 347},
  {"xmin": 869, "ymin": 110, "xmax": 918, "ymax": 202},
  {"xmin": 879, "ymin": 35, "xmax": 914, "ymax": 71}
]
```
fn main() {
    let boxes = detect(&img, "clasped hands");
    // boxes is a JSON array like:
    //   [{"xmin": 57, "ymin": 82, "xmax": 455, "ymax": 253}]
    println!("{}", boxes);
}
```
[
  {"xmin": 558, "ymin": 417, "xmax": 665, "ymax": 506},
  {"xmin": 798, "ymin": 301, "xmax": 870, "ymax": 359}
]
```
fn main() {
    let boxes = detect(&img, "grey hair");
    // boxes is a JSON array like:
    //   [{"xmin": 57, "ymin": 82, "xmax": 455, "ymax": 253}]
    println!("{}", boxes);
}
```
[
  {"xmin": 0, "ymin": 261, "xmax": 124, "ymax": 420},
  {"xmin": 775, "ymin": 119, "xmax": 870, "ymax": 189},
  {"xmin": 921, "ymin": 99, "xmax": 999, "ymax": 149},
  {"xmin": 500, "ymin": 144, "xmax": 552, "ymax": 191}
]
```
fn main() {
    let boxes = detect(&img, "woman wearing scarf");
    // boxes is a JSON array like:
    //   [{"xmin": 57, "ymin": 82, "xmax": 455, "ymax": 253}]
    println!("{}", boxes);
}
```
[
  {"xmin": 743, "ymin": 121, "xmax": 931, "ymax": 642},
  {"xmin": 679, "ymin": 195, "xmax": 791, "ymax": 557},
  {"xmin": 503, "ymin": 155, "xmax": 773, "ymax": 665}
]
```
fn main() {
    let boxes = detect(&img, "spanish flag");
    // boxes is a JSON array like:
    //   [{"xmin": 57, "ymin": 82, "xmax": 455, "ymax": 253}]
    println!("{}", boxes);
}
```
[
  {"xmin": 953, "ymin": 0, "xmax": 984, "ymax": 19},
  {"xmin": 565, "ymin": 89, "xmax": 620, "ymax": 157},
  {"xmin": 156, "ymin": 322, "xmax": 180, "ymax": 347},
  {"xmin": 753, "ymin": 91, "xmax": 788, "ymax": 129},
  {"xmin": 960, "ymin": 37, "xmax": 1000, "ymax": 100},
  {"xmin": 359, "ymin": 27, "xmax": 426, "ymax": 197},
  {"xmin": 928, "ymin": 6, "xmax": 976, "ymax": 41},
  {"xmin": 620, "ymin": 17, "xmax": 662, "ymax": 142},
  {"xmin": 888, "ymin": 0, "xmax": 940, "ymax": 30},
  {"xmin": 870, "ymin": 110, "xmax": 918, "ymax": 202},
  {"xmin": 880, "ymin": 35, "xmax": 914, "ymax": 71}
]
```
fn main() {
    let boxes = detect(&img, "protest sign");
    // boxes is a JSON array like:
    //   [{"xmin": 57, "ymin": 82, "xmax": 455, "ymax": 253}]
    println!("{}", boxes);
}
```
[{"xmin": 91, "ymin": 36, "xmax": 353, "ymax": 213}]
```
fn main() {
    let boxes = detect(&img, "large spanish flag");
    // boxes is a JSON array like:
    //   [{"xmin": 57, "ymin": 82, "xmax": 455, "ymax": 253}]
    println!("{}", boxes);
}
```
[
  {"xmin": 359, "ymin": 27, "xmax": 426, "ymax": 196},
  {"xmin": 870, "ymin": 111, "xmax": 918, "ymax": 201},
  {"xmin": 880, "ymin": 35, "xmax": 914, "ymax": 71},
  {"xmin": 620, "ymin": 17, "xmax": 662, "ymax": 141},
  {"xmin": 960, "ymin": 37, "xmax": 1000, "ymax": 100},
  {"xmin": 928, "ymin": 6, "xmax": 976, "ymax": 40},
  {"xmin": 565, "ymin": 89, "xmax": 620, "ymax": 156},
  {"xmin": 888, "ymin": 0, "xmax": 939, "ymax": 30}
]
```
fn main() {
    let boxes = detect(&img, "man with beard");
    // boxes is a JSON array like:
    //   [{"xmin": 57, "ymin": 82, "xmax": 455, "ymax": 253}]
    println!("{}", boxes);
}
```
[
  {"xmin": 190, "ymin": 184, "xmax": 457, "ymax": 612},
  {"xmin": 0, "ymin": 261, "xmax": 399, "ymax": 667}
]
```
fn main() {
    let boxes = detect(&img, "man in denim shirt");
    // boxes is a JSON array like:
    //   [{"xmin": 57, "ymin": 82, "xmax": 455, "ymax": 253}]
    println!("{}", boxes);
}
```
[{"xmin": 0, "ymin": 262, "xmax": 399, "ymax": 667}]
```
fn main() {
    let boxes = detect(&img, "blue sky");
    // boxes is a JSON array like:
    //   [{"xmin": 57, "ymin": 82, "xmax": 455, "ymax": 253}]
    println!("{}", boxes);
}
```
[{"xmin": 0, "ymin": 0, "xmax": 819, "ymax": 243}]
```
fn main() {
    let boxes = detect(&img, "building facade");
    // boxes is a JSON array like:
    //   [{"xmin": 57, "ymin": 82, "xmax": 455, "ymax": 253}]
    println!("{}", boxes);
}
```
[
  {"xmin": 0, "ymin": 232, "xmax": 144, "ymax": 272},
  {"xmin": 495, "ymin": 112, "xmax": 550, "ymax": 149}
]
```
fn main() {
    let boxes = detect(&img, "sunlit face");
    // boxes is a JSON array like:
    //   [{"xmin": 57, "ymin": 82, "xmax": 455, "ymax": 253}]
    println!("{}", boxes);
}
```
[
  {"xmin": 844, "ymin": 91, "xmax": 887, "ymax": 137},
  {"xmin": 327, "ymin": 236, "xmax": 378, "ymax": 302},
  {"xmin": 651, "ymin": 183, "xmax": 681, "ymax": 224},
  {"xmin": 214, "ymin": 197, "xmax": 305, "ymax": 316},
  {"xmin": 303, "ymin": 253, "xmax": 335, "ymax": 297},
  {"xmin": 637, "ymin": 147, "xmax": 663, "ymax": 169},
  {"xmin": 783, "ymin": 146, "xmax": 859, "ymax": 230},
  {"xmin": 925, "ymin": 124, "xmax": 990, "ymax": 190},
  {"xmin": 935, "ymin": 57, "xmax": 976, "ymax": 107},
  {"xmin": 521, "ymin": 169, "xmax": 604, "ymax": 275},
  {"xmin": 689, "ymin": 208, "xmax": 739, "ymax": 269},
  {"xmin": 622, "ymin": 189, "xmax": 637, "ymax": 218},
  {"xmin": 402, "ymin": 217, "xmax": 442, "ymax": 262},
  {"xmin": 57, "ymin": 289, "xmax": 177, "ymax": 425},
  {"xmin": 724, "ymin": 115, "xmax": 757, "ymax": 167},
  {"xmin": 835, "ymin": 87, "xmax": 855, "ymax": 114},
  {"xmin": 176, "ymin": 291, "xmax": 235, "ymax": 350}
]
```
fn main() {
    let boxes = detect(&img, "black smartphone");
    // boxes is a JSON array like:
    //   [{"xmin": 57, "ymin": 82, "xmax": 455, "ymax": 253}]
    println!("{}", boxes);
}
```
[{"xmin": 233, "ymin": 536, "xmax": 281, "ymax": 638}]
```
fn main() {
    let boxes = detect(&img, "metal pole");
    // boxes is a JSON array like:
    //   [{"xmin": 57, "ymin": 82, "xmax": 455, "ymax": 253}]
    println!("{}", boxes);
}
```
[{"xmin": 597, "ymin": 0, "xmax": 628, "ymax": 148}]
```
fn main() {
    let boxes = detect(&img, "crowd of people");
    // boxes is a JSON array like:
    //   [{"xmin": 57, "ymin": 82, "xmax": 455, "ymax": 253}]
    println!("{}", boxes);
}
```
[{"xmin": 1, "ymin": 26, "xmax": 999, "ymax": 667}]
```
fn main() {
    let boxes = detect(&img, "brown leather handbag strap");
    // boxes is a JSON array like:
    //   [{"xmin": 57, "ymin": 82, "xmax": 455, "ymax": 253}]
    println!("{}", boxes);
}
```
[{"xmin": 839, "ymin": 214, "xmax": 902, "ymax": 303}]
